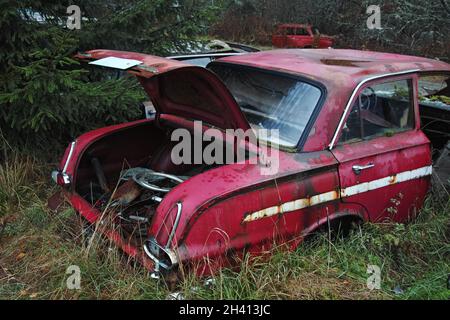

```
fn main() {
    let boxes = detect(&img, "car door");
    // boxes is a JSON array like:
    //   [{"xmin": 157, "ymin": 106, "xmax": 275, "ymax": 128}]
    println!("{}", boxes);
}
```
[
  {"xmin": 293, "ymin": 27, "xmax": 313, "ymax": 48},
  {"xmin": 331, "ymin": 75, "xmax": 432, "ymax": 222},
  {"xmin": 272, "ymin": 27, "xmax": 287, "ymax": 48}
]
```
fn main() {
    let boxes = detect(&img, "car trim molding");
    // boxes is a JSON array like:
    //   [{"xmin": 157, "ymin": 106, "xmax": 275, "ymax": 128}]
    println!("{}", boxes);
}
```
[
  {"xmin": 167, "ymin": 52, "xmax": 244, "ymax": 60},
  {"xmin": 328, "ymin": 69, "xmax": 420, "ymax": 149},
  {"xmin": 243, "ymin": 165, "xmax": 432, "ymax": 222},
  {"xmin": 63, "ymin": 141, "xmax": 76, "ymax": 173},
  {"xmin": 340, "ymin": 165, "xmax": 432, "ymax": 197}
]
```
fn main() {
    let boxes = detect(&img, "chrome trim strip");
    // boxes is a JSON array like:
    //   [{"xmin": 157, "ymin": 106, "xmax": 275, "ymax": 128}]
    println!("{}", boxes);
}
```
[
  {"xmin": 143, "ymin": 242, "xmax": 170, "ymax": 270},
  {"xmin": 143, "ymin": 237, "xmax": 179, "ymax": 270},
  {"xmin": 328, "ymin": 69, "xmax": 420, "ymax": 149},
  {"xmin": 165, "ymin": 202, "xmax": 182, "ymax": 249},
  {"xmin": 167, "ymin": 52, "xmax": 243, "ymax": 60},
  {"xmin": 51, "ymin": 170, "xmax": 71, "ymax": 185},
  {"xmin": 143, "ymin": 202, "xmax": 182, "ymax": 272},
  {"xmin": 62, "ymin": 141, "xmax": 76, "ymax": 173}
]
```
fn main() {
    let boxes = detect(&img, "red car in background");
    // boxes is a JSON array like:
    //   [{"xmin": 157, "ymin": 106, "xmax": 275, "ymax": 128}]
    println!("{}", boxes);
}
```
[
  {"xmin": 50, "ymin": 48, "xmax": 450, "ymax": 279},
  {"xmin": 272, "ymin": 24, "xmax": 334, "ymax": 48}
]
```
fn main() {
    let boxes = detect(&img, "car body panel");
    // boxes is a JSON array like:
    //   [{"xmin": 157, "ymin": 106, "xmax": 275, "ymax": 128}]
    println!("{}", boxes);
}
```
[
  {"xmin": 332, "ymin": 131, "xmax": 432, "ymax": 222},
  {"xmin": 150, "ymin": 150, "xmax": 339, "ymax": 243}
]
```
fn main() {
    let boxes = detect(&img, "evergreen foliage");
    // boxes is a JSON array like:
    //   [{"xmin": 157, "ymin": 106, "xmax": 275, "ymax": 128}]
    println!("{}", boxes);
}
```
[{"xmin": 0, "ymin": 0, "xmax": 223, "ymax": 148}]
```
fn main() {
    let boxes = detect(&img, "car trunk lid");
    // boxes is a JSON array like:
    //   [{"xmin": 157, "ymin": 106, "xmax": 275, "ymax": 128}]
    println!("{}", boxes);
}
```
[{"xmin": 75, "ymin": 49, "xmax": 250, "ymax": 130}]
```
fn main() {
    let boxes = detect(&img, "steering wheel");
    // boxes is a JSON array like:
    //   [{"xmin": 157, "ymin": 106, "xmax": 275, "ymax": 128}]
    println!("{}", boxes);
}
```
[
  {"xmin": 359, "ymin": 87, "xmax": 377, "ymax": 111},
  {"xmin": 122, "ymin": 168, "xmax": 184, "ymax": 193}
]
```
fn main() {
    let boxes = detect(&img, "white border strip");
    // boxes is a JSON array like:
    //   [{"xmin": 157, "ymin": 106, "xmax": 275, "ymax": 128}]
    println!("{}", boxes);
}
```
[{"xmin": 243, "ymin": 165, "xmax": 432, "ymax": 222}]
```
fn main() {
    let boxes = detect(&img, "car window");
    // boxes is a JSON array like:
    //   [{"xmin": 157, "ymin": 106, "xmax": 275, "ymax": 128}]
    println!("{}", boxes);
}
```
[
  {"xmin": 210, "ymin": 64, "xmax": 322, "ymax": 147},
  {"xmin": 285, "ymin": 27, "xmax": 296, "ymax": 35},
  {"xmin": 297, "ymin": 28, "xmax": 309, "ymax": 36},
  {"xmin": 339, "ymin": 79, "xmax": 415, "ymax": 144},
  {"xmin": 418, "ymin": 74, "xmax": 450, "ymax": 108}
]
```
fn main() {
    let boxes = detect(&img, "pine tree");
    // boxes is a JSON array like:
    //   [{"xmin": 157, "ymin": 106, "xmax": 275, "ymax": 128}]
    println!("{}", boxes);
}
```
[{"xmin": 0, "ymin": 0, "xmax": 224, "ymax": 150}]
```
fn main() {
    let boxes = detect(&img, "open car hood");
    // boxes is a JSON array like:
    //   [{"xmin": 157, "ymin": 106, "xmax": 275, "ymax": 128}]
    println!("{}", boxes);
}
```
[{"xmin": 75, "ymin": 49, "xmax": 250, "ymax": 130}]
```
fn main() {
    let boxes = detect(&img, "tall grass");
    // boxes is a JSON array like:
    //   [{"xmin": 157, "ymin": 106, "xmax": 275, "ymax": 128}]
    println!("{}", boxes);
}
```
[
  {"xmin": 0, "ymin": 148, "xmax": 449, "ymax": 299},
  {"xmin": 175, "ymin": 188, "xmax": 449, "ymax": 300},
  {"xmin": 0, "ymin": 154, "xmax": 39, "ymax": 217}
]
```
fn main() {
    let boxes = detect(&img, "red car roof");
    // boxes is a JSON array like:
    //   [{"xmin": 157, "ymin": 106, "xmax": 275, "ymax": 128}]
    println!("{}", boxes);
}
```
[{"xmin": 215, "ymin": 49, "xmax": 450, "ymax": 89}]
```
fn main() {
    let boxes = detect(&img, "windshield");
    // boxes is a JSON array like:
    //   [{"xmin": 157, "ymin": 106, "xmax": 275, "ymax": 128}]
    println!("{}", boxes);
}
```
[{"xmin": 209, "ymin": 64, "xmax": 322, "ymax": 147}]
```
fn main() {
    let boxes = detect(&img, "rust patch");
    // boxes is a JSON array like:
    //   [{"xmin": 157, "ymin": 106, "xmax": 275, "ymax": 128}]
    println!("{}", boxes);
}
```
[
  {"xmin": 321, "ymin": 59, "xmax": 369, "ymax": 67},
  {"xmin": 389, "ymin": 174, "xmax": 397, "ymax": 184}
]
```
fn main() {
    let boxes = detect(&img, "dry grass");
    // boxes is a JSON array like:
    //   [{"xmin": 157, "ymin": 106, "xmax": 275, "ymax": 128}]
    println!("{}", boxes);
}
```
[
  {"xmin": 0, "ymin": 154, "xmax": 39, "ymax": 214},
  {"xmin": 281, "ymin": 271, "xmax": 385, "ymax": 299},
  {"xmin": 0, "ymin": 149, "xmax": 449, "ymax": 300}
]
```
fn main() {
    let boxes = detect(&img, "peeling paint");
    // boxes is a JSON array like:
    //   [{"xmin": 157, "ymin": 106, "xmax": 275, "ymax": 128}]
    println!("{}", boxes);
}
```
[
  {"xmin": 310, "ymin": 190, "xmax": 338, "ymax": 206},
  {"xmin": 243, "ymin": 165, "xmax": 432, "ymax": 223},
  {"xmin": 243, "ymin": 190, "xmax": 338, "ymax": 222},
  {"xmin": 340, "ymin": 165, "xmax": 432, "ymax": 198}
]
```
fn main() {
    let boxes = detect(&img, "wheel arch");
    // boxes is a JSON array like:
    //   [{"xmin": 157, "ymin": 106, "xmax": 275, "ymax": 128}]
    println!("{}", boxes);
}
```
[{"xmin": 301, "ymin": 202, "xmax": 368, "ymax": 239}]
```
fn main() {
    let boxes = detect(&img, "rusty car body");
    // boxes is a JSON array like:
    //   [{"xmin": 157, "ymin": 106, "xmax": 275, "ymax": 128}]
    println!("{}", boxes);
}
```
[
  {"xmin": 272, "ymin": 24, "xmax": 334, "ymax": 49},
  {"xmin": 50, "ymin": 48, "xmax": 450, "ymax": 277}
]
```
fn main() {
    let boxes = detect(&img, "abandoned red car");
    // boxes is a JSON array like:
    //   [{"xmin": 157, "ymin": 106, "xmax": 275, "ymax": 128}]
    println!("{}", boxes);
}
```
[
  {"xmin": 51, "ymin": 48, "xmax": 450, "ymax": 278},
  {"xmin": 272, "ymin": 24, "xmax": 334, "ymax": 48}
]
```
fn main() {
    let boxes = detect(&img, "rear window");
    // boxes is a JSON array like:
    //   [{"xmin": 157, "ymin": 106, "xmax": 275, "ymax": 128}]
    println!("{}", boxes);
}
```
[{"xmin": 210, "ymin": 64, "xmax": 322, "ymax": 147}]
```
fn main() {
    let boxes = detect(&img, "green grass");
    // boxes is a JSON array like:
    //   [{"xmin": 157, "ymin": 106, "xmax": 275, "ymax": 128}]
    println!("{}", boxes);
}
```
[{"xmin": 0, "ymin": 151, "xmax": 449, "ymax": 300}]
